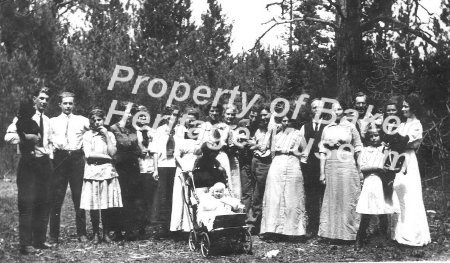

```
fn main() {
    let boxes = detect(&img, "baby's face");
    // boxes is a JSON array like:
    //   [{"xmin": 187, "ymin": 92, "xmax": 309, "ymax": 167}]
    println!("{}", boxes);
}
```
[{"xmin": 212, "ymin": 188, "xmax": 224, "ymax": 199}]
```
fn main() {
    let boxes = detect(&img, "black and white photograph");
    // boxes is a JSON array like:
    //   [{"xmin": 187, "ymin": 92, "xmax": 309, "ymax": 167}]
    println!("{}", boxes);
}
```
[{"xmin": 0, "ymin": 0, "xmax": 449, "ymax": 262}]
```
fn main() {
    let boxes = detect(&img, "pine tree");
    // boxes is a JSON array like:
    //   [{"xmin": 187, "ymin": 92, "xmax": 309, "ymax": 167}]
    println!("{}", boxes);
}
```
[{"xmin": 139, "ymin": 0, "xmax": 194, "ymax": 45}]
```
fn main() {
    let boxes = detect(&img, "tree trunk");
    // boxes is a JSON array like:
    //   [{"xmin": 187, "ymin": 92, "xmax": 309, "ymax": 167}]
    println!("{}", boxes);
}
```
[{"xmin": 335, "ymin": 0, "xmax": 363, "ymax": 105}]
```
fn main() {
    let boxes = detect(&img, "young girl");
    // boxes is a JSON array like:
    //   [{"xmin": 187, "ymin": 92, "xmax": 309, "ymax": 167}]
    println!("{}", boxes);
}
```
[
  {"xmin": 80, "ymin": 109, "xmax": 123, "ymax": 244},
  {"xmin": 355, "ymin": 125, "xmax": 395, "ymax": 250}
]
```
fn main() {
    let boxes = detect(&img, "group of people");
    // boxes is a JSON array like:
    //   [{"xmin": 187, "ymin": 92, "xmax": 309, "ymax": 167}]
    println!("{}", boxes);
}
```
[{"xmin": 4, "ymin": 87, "xmax": 431, "ymax": 255}]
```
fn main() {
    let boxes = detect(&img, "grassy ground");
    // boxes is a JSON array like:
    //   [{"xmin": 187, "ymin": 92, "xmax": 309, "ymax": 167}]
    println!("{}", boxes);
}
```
[{"xmin": 0, "ymin": 178, "xmax": 449, "ymax": 262}]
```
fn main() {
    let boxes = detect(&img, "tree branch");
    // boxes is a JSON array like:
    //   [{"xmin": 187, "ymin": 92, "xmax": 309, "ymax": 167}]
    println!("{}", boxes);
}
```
[
  {"xmin": 266, "ymin": 0, "xmax": 287, "ymax": 10},
  {"xmin": 361, "ymin": 16, "xmax": 438, "ymax": 47},
  {"xmin": 418, "ymin": 2, "xmax": 434, "ymax": 17},
  {"xmin": 251, "ymin": 17, "xmax": 337, "ymax": 52},
  {"xmin": 326, "ymin": 0, "xmax": 346, "ymax": 20}
]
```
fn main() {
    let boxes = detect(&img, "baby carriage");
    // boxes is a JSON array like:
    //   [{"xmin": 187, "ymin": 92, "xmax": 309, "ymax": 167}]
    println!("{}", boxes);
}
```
[{"xmin": 181, "ymin": 166, "xmax": 252, "ymax": 257}]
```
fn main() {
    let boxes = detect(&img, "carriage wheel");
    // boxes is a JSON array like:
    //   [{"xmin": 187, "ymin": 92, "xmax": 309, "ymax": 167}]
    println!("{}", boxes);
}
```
[
  {"xmin": 188, "ymin": 230, "xmax": 199, "ymax": 251},
  {"xmin": 200, "ymin": 233, "xmax": 211, "ymax": 257},
  {"xmin": 242, "ymin": 229, "xmax": 252, "ymax": 254}
]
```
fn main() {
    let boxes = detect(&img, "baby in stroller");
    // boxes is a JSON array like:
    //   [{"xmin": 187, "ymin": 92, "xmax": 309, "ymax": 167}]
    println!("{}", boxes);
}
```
[
  {"xmin": 198, "ymin": 182, "xmax": 244, "ymax": 231},
  {"xmin": 186, "ymin": 142, "xmax": 251, "ymax": 257}
]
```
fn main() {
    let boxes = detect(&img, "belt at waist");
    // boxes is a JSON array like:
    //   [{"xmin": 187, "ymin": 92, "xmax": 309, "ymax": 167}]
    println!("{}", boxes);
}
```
[
  {"xmin": 274, "ymin": 151, "xmax": 295, "ymax": 157},
  {"xmin": 21, "ymin": 153, "xmax": 50, "ymax": 160},
  {"xmin": 55, "ymin": 149, "xmax": 83, "ymax": 155},
  {"xmin": 86, "ymin": 158, "xmax": 111, "ymax": 165},
  {"xmin": 327, "ymin": 146, "xmax": 352, "ymax": 152}
]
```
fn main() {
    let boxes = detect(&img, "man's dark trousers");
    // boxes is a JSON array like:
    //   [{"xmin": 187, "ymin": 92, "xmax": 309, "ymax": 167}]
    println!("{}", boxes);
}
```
[
  {"xmin": 49, "ymin": 150, "xmax": 86, "ymax": 241},
  {"xmin": 17, "ymin": 155, "xmax": 52, "ymax": 247},
  {"xmin": 246, "ymin": 156, "xmax": 271, "ymax": 232},
  {"xmin": 302, "ymin": 158, "xmax": 325, "ymax": 236}
]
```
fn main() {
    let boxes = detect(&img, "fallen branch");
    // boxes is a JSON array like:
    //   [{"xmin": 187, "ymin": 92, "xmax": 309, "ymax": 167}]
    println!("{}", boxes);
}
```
[{"xmin": 422, "ymin": 175, "xmax": 442, "ymax": 183}]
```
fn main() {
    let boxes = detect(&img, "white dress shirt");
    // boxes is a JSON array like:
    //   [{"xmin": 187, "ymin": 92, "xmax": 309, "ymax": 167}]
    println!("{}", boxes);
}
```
[
  {"xmin": 50, "ymin": 113, "xmax": 89, "ymax": 151},
  {"xmin": 4, "ymin": 111, "xmax": 52, "ymax": 158},
  {"xmin": 154, "ymin": 124, "xmax": 184, "ymax": 167}
]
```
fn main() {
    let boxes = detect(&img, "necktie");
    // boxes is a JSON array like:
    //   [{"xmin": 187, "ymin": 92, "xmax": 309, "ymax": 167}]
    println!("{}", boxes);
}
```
[
  {"xmin": 39, "ymin": 113, "xmax": 44, "ymax": 146},
  {"xmin": 142, "ymin": 130, "xmax": 149, "ymax": 147},
  {"xmin": 314, "ymin": 123, "xmax": 319, "ymax": 132},
  {"xmin": 166, "ymin": 129, "xmax": 175, "ymax": 158},
  {"xmin": 64, "ymin": 115, "xmax": 70, "ymax": 147}
]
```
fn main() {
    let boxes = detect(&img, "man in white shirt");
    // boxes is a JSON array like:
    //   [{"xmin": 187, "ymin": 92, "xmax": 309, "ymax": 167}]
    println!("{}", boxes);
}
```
[
  {"xmin": 151, "ymin": 106, "xmax": 183, "ymax": 236},
  {"xmin": 354, "ymin": 92, "xmax": 371, "ymax": 144},
  {"xmin": 134, "ymin": 105, "xmax": 158, "ymax": 236},
  {"xmin": 4, "ymin": 87, "xmax": 53, "ymax": 254},
  {"xmin": 48, "ymin": 92, "xmax": 90, "ymax": 244}
]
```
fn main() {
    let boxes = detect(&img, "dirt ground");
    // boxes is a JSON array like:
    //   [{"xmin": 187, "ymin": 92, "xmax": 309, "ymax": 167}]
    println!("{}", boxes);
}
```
[{"xmin": 0, "ymin": 179, "xmax": 449, "ymax": 262}]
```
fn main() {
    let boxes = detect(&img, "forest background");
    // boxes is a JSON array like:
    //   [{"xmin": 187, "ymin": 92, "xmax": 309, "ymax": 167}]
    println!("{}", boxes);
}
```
[{"xmin": 0, "ymin": 0, "xmax": 450, "ymax": 221}]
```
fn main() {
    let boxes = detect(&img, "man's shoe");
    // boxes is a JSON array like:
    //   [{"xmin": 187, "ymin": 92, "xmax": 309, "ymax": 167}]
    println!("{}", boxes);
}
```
[
  {"xmin": 92, "ymin": 233, "xmax": 101, "ymax": 245},
  {"xmin": 78, "ymin": 235, "xmax": 88, "ymax": 243},
  {"xmin": 20, "ymin": 246, "xmax": 39, "ymax": 255},
  {"xmin": 103, "ymin": 232, "xmax": 112, "ymax": 243}
]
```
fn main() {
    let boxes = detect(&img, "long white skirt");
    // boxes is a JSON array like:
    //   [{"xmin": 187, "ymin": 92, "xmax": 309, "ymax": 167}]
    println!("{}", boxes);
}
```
[
  {"xmin": 390, "ymin": 150, "xmax": 431, "ymax": 246},
  {"xmin": 170, "ymin": 169, "xmax": 194, "ymax": 232},
  {"xmin": 260, "ymin": 155, "xmax": 306, "ymax": 236}
]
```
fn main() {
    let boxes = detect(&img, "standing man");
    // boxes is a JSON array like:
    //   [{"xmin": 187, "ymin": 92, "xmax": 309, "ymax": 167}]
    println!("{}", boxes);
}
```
[
  {"xmin": 238, "ymin": 108, "xmax": 259, "ymax": 137},
  {"xmin": 4, "ymin": 87, "xmax": 53, "ymax": 254},
  {"xmin": 152, "ymin": 106, "xmax": 183, "ymax": 237},
  {"xmin": 238, "ymin": 106, "xmax": 259, "ymax": 215},
  {"xmin": 299, "ymin": 98, "xmax": 326, "ymax": 238},
  {"xmin": 354, "ymin": 92, "xmax": 371, "ymax": 144},
  {"xmin": 246, "ymin": 105, "xmax": 272, "ymax": 234},
  {"xmin": 48, "ymin": 92, "xmax": 90, "ymax": 244}
]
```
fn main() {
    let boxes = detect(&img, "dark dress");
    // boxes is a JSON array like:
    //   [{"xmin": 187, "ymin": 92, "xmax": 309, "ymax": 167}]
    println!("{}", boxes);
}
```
[{"xmin": 110, "ymin": 123, "xmax": 143, "ymax": 235}]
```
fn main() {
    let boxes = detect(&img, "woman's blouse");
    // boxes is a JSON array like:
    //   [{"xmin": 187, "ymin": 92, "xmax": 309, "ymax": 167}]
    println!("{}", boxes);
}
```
[
  {"xmin": 272, "ymin": 128, "xmax": 305, "ymax": 154},
  {"xmin": 197, "ymin": 119, "xmax": 226, "ymax": 146},
  {"xmin": 174, "ymin": 137, "xmax": 201, "ymax": 171},
  {"xmin": 319, "ymin": 119, "xmax": 363, "ymax": 154},
  {"xmin": 397, "ymin": 117, "xmax": 423, "ymax": 150},
  {"xmin": 82, "ymin": 130, "xmax": 118, "ymax": 180}
]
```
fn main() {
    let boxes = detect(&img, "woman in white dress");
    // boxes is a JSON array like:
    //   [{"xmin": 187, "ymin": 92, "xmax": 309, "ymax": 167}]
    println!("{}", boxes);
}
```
[
  {"xmin": 391, "ymin": 93, "xmax": 431, "ymax": 246},
  {"xmin": 222, "ymin": 104, "xmax": 241, "ymax": 200},
  {"xmin": 170, "ymin": 109, "xmax": 202, "ymax": 232},
  {"xmin": 260, "ymin": 111, "xmax": 307, "ymax": 237},
  {"xmin": 318, "ymin": 101, "xmax": 363, "ymax": 241},
  {"xmin": 355, "ymin": 125, "xmax": 396, "ymax": 250}
]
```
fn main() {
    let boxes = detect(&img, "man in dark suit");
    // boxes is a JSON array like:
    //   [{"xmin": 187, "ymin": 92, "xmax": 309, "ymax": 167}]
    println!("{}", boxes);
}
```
[
  {"xmin": 4, "ymin": 87, "xmax": 54, "ymax": 254},
  {"xmin": 299, "ymin": 98, "xmax": 326, "ymax": 238}
]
